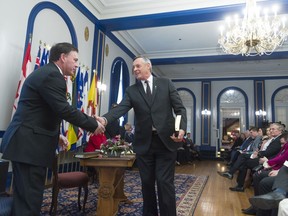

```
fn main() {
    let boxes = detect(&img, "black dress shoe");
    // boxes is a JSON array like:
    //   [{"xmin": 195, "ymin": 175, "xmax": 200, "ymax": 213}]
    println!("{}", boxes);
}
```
[
  {"xmin": 229, "ymin": 185, "xmax": 244, "ymax": 192},
  {"xmin": 249, "ymin": 191, "xmax": 286, "ymax": 210},
  {"xmin": 217, "ymin": 171, "xmax": 233, "ymax": 179},
  {"xmin": 226, "ymin": 162, "xmax": 232, "ymax": 166},
  {"xmin": 241, "ymin": 206, "xmax": 256, "ymax": 215}
]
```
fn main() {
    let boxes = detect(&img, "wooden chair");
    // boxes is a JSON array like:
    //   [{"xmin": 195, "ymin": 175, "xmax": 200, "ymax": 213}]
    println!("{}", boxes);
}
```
[
  {"xmin": 0, "ymin": 160, "xmax": 13, "ymax": 216},
  {"xmin": 49, "ymin": 151, "xmax": 89, "ymax": 216}
]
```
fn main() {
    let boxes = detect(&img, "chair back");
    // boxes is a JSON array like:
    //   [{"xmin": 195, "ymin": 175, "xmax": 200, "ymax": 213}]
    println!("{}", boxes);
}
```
[{"xmin": 0, "ymin": 161, "xmax": 9, "ymax": 195}]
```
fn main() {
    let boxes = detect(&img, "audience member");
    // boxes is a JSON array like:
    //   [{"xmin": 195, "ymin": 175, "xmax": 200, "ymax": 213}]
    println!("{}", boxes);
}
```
[
  {"xmin": 231, "ymin": 124, "xmax": 282, "ymax": 195},
  {"xmin": 217, "ymin": 127, "xmax": 262, "ymax": 184},
  {"xmin": 227, "ymin": 130, "xmax": 252, "ymax": 166},
  {"xmin": 124, "ymin": 123, "xmax": 135, "ymax": 144},
  {"xmin": 242, "ymin": 132, "xmax": 288, "ymax": 215},
  {"xmin": 222, "ymin": 134, "xmax": 233, "ymax": 146},
  {"xmin": 84, "ymin": 133, "xmax": 107, "ymax": 152},
  {"xmin": 249, "ymin": 165, "xmax": 288, "ymax": 215},
  {"xmin": 176, "ymin": 132, "xmax": 201, "ymax": 165},
  {"xmin": 225, "ymin": 131, "xmax": 244, "ymax": 164}
]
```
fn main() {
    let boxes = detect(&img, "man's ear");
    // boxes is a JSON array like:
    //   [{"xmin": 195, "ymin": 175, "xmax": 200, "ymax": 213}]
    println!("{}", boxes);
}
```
[{"xmin": 60, "ymin": 53, "xmax": 66, "ymax": 62}]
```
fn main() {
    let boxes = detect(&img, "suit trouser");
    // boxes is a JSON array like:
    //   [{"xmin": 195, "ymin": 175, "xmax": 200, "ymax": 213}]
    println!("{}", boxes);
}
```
[
  {"xmin": 255, "ymin": 174, "xmax": 277, "ymax": 216},
  {"xmin": 12, "ymin": 161, "xmax": 46, "ymax": 216},
  {"xmin": 229, "ymin": 153, "xmax": 250, "ymax": 174},
  {"xmin": 136, "ymin": 134, "xmax": 177, "ymax": 216},
  {"xmin": 252, "ymin": 170, "xmax": 272, "ymax": 196},
  {"xmin": 273, "ymin": 166, "xmax": 288, "ymax": 191}
]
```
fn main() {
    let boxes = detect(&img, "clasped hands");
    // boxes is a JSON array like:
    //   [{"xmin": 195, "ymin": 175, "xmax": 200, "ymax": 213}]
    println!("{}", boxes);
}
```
[{"xmin": 93, "ymin": 116, "xmax": 107, "ymax": 135}]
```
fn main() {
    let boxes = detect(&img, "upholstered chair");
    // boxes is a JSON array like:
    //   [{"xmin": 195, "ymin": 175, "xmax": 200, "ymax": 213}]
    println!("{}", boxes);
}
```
[{"xmin": 49, "ymin": 151, "xmax": 89, "ymax": 216}]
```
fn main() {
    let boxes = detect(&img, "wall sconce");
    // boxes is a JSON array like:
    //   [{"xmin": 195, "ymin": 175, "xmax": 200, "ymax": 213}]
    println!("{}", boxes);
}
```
[
  {"xmin": 255, "ymin": 109, "xmax": 266, "ymax": 117},
  {"xmin": 201, "ymin": 109, "xmax": 211, "ymax": 116},
  {"xmin": 97, "ymin": 81, "xmax": 107, "ymax": 94}
]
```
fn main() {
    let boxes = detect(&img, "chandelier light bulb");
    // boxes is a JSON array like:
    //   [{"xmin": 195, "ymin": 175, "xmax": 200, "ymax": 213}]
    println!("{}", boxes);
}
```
[{"xmin": 218, "ymin": 0, "xmax": 288, "ymax": 56}]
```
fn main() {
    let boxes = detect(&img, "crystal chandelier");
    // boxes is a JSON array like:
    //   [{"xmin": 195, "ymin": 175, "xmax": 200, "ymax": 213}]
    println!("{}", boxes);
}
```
[{"xmin": 218, "ymin": 0, "xmax": 288, "ymax": 56}]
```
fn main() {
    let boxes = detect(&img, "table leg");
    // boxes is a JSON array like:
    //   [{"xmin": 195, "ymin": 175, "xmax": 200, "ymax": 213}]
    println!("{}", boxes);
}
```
[{"xmin": 97, "ymin": 167, "xmax": 118, "ymax": 216}]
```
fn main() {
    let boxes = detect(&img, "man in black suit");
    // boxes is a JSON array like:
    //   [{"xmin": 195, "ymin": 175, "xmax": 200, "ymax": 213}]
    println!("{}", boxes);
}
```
[
  {"xmin": 249, "ymin": 165, "xmax": 288, "ymax": 215},
  {"xmin": 98, "ymin": 56, "xmax": 187, "ymax": 216},
  {"xmin": 0, "ymin": 42, "xmax": 105, "ymax": 216}
]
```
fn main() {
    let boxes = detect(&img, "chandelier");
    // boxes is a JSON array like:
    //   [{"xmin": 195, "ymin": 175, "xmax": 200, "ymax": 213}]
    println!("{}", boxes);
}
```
[{"xmin": 218, "ymin": 0, "xmax": 288, "ymax": 56}]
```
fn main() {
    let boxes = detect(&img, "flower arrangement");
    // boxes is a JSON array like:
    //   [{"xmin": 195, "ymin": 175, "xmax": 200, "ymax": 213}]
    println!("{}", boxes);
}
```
[{"xmin": 100, "ymin": 138, "xmax": 133, "ymax": 157}]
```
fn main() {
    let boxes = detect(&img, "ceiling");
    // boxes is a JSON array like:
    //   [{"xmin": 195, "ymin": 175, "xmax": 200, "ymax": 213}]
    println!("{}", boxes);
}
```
[{"xmin": 81, "ymin": 0, "xmax": 288, "ymax": 80}]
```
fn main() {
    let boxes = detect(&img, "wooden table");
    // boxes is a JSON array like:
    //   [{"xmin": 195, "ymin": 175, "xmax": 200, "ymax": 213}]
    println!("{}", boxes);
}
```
[{"xmin": 79, "ymin": 155, "xmax": 136, "ymax": 216}]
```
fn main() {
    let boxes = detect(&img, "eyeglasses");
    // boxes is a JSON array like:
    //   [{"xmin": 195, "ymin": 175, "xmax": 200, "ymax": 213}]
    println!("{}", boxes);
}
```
[{"xmin": 270, "ymin": 128, "xmax": 279, "ymax": 131}]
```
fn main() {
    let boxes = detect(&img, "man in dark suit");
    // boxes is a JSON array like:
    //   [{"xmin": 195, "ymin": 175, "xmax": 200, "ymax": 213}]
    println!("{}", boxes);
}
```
[
  {"xmin": 98, "ymin": 56, "xmax": 187, "ymax": 216},
  {"xmin": 249, "ymin": 165, "xmax": 288, "ymax": 216},
  {"xmin": 0, "ymin": 42, "xmax": 105, "ymax": 216}
]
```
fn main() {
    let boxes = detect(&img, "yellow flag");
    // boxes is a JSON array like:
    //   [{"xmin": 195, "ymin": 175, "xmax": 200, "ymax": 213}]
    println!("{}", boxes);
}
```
[
  {"xmin": 67, "ymin": 123, "xmax": 78, "ymax": 150},
  {"xmin": 87, "ymin": 70, "xmax": 97, "ymax": 115}
]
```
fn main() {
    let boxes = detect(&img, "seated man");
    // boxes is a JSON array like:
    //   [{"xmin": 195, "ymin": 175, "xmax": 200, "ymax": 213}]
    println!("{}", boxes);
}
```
[
  {"xmin": 249, "ymin": 164, "xmax": 288, "ymax": 215},
  {"xmin": 217, "ymin": 127, "xmax": 262, "ymax": 185},
  {"xmin": 241, "ymin": 131, "xmax": 287, "ymax": 215}
]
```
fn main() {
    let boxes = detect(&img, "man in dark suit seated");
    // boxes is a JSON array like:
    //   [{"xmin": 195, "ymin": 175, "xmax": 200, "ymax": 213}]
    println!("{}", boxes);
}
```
[
  {"xmin": 249, "ymin": 164, "xmax": 288, "ymax": 216},
  {"xmin": 230, "ymin": 123, "xmax": 283, "ymax": 196},
  {"xmin": 217, "ymin": 127, "xmax": 262, "ymax": 185}
]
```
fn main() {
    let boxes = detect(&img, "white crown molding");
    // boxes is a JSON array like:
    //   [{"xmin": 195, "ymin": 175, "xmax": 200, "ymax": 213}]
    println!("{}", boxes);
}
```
[{"xmin": 85, "ymin": 0, "xmax": 247, "ymax": 19}]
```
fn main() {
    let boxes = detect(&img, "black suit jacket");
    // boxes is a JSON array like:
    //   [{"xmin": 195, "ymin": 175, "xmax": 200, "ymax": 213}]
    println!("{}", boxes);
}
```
[
  {"xmin": 0, "ymin": 63, "xmax": 98, "ymax": 168},
  {"xmin": 103, "ymin": 77, "xmax": 187, "ymax": 154},
  {"xmin": 258, "ymin": 136, "xmax": 282, "ymax": 159}
]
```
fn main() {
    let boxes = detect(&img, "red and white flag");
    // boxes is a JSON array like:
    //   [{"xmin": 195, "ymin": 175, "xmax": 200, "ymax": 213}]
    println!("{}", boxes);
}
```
[{"xmin": 11, "ymin": 40, "xmax": 32, "ymax": 118}]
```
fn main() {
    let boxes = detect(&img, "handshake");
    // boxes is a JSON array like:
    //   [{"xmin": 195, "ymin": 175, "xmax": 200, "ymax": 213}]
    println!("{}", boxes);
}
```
[{"xmin": 93, "ymin": 116, "xmax": 107, "ymax": 135}]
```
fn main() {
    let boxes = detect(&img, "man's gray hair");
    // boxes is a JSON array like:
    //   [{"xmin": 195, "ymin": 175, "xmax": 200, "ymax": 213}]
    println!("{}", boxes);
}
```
[{"xmin": 134, "ymin": 55, "xmax": 152, "ymax": 72}]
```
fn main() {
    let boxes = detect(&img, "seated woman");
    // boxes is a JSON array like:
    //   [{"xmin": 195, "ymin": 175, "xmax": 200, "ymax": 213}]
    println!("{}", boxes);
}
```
[
  {"xmin": 84, "ymin": 133, "xmax": 107, "ymax": 183},
  {"xmin": 84, "ymin": 133, "xmax": 107, "ymax": 152}
]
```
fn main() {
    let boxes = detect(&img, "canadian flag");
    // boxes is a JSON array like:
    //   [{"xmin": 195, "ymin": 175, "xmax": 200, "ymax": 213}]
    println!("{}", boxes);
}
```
[{"xmin": 11, "ymin": 40, "xmax": 32, "ymax": 118}]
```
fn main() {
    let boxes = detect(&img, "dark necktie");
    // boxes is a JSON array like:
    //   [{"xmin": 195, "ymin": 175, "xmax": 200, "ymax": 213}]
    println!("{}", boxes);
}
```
[{"xmin": 145, "ymin": 80, "xmax": 152, "ymax": 100}]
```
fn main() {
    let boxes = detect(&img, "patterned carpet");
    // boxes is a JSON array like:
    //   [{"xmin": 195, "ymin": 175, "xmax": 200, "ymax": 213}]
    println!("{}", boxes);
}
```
[{"xmin": 41, "ymin": 170, "xmax": 208, "ymax": 216}]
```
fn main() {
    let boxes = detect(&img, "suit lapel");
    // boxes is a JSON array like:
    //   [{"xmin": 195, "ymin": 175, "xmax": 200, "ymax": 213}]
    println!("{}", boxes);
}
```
[{"xmin": 151, "ymin": 77, "xmax": 157, "ymax": 104}]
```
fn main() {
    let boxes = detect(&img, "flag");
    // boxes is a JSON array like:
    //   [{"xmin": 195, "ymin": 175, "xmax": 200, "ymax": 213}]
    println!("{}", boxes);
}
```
[
  {"xmin": 34, "ymin": 44, "xmax": 41, "ymax": 70},
  {"xmin": 61, "ymin": 74, "xmax": 76, "ymax": 149},
  {"xmin": 66, "ymin": 70, "xmax": 79, "ymax": 150},
  {"xmin": 87, "ymin": 70, "xmax": 97, "ymax": 116},
  {"xmin": 40, "ymin": 45, "xmax": 50, "ymax": 66},
  {"xmin": 40, "ymin": 47, "xmax": 46, "ymax": 67},
  {"xmin": 82, "ymin": 69, "xmax": 89, "ymax": 114},
  {"xmin": 66, "ymin": 123, "xmax": 78, "ymax": 151},
  {"xmin": 12, "ymin": 39, "xmax": 32, "ymax": 117},
  {"xmin": 75, "ymin": 67, "xmax": 85, "ymax": 147},
  {"xmin": 81, "ymin": 69, "xmax": 90, "ymax": 143}
]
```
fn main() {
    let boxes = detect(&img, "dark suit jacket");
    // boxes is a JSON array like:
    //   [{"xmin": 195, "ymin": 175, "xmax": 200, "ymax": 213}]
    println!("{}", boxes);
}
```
[
  {"xmin": 0, "ymin": 63, "xmax": 98, "ymax": 168},
  {"xmin": 258, "ymin": 136, "xmax": 282, "ymax": 159},
  {"xmin": 103, "ymin": 77, "xmax": 187, "ymax": 154},
  {"xmin": 105, "ymin": 119, "xmax": 120, "ymax": 139}
]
